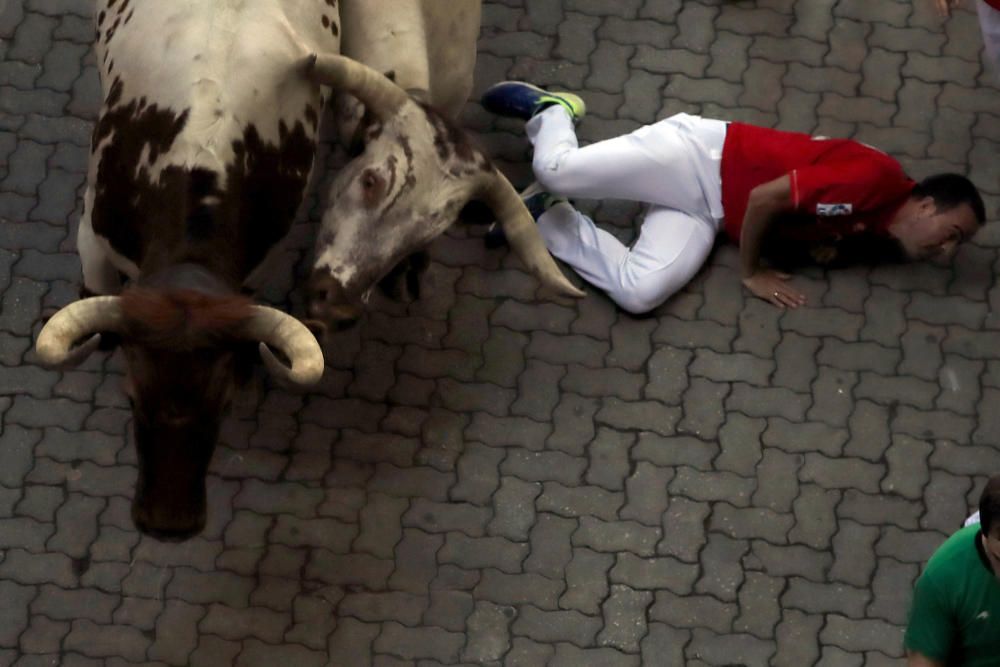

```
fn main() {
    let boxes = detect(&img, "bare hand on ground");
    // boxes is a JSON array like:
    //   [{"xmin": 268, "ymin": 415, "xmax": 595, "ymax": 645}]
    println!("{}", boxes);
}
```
[{"xmin": 742, "ymin": 270, "xmax": 807, "ymax": 309}]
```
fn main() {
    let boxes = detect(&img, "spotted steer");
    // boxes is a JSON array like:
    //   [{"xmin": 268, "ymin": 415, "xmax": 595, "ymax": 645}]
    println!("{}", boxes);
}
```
[
  {"xmin": 306, "ymin": 1, "xmax": 584, "ymax": 329},
  {"xmin": 34, "ymin": 0, "xmax": 341, "ymax": 540}
]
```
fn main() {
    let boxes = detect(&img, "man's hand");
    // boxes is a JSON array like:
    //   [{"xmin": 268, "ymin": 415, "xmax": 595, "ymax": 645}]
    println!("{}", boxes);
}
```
[
  {"xmin": 933, "ymin": 0, "xmax": 963, "ymax": 17},
  {"xmin": 742, "ymin": 270, "xmax": 807, "ymax": 309}
]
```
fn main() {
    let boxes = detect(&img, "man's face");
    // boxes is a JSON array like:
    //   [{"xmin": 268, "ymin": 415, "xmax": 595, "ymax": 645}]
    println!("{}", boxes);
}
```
[
  {"xmin": 983, "ymin": 523, "xmax": 1000, "ymax": 580},
  {"xmin": 895, "ymin": 198, "xmax": 978, "ymax": 262}
]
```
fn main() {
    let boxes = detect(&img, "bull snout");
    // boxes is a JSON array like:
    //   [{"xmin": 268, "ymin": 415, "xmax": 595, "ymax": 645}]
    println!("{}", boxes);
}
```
[
  {"xmin": 132, "ymin": 499, "xmax": 205, "ymax": 542},
  {"xmin": 307, "ymin": 270, "xmax": 363, "ymax": 331}
]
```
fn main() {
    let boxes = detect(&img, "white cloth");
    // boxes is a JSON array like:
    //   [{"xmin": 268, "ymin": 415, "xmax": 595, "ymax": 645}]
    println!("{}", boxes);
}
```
[
  {"xmin": 525, "ymin": 107, "xmax": 727, "ymax": 313},
  {"xmin": 978, "ymin": 0, "xmax": 1000, "ymax": 80},
  {"xmin": 966, "ymin": 510, "xmax": 981, "ymax": 527}
]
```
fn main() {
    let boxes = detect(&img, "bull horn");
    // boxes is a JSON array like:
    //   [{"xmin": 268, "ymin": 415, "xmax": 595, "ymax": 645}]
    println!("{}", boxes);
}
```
[
  {"xmin": 307, "ymin": 54, "xmax": 409, "ymax": 121},
  {"xmin": 35, "ymin": 296, "xmax": 124, "ymax": 368},
  {"xmin": 477, "ymin": 169, "xmax": 585, "ymax": 299},
  {"xmin": 241, "ymin": 306, "xmax": 325, "ymax": 387}
]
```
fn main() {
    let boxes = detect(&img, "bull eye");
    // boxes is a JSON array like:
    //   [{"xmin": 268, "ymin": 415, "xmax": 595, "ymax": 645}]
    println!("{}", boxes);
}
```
[{"xmin": 359, "ymin": 169, "xmax": 385, "ymax": 207}]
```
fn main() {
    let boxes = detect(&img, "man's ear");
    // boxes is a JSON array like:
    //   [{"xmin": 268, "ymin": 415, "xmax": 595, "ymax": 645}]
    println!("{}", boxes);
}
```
[{"xmin": 919, "ymin": 195, "xmax": 937, "ymax": 214}]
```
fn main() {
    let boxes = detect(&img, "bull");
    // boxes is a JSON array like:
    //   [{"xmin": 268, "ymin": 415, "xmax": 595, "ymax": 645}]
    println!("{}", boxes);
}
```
[
  {"xmin": 34, "ymin": 0, "xmax": 336, "ymax": 539},
  {"xmin": 305, "ymin": 1, "xmax": 584, "ymax": 329}
]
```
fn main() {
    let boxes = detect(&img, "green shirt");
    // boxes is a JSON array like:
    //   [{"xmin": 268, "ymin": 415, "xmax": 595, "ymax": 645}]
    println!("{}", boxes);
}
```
[{"xmin": 904, "ymin": 525, "xmax": 1000, "ymax": 666}]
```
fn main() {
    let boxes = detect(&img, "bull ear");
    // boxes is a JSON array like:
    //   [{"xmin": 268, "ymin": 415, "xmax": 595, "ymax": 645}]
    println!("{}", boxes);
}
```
[
  {"xmin": 475, "ymin": 169, "xmax": 585, "ymax": 299},
  {"xmin": 307, "ymin": 54, "xmax": 409, "ymax": 121}
]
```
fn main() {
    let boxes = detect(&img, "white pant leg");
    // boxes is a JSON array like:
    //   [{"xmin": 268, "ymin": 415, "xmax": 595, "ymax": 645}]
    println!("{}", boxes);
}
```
[
  {"xmin": 978, "ymin": 0, "xmax": 1000, "ymax": 80},
  {"xmin": 537, "ymin": 202, "xmax": 717, "ymax": 314},
  {"xmin": 525, "ymin": 107, "xmax": 727, "ymax": 220}
]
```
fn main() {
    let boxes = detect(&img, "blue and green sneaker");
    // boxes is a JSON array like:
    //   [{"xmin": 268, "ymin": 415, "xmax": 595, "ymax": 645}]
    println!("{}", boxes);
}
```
[
  {"xmin": 481, "ymin": 81, "xmax": 586, "ymax": 123},
  {"xmin": 484, "ymin": 182, "xmax": 568, "ymax": 248}
]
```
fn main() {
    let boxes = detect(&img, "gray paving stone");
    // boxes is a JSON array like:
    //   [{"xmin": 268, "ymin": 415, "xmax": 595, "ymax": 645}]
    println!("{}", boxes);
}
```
[
  {"xmin": 64, "ymin": 619, "xmax": 149, "ymax": 662},
  {"xmin": 0, "ymin": 580, "xmax": 36, "ymax": 647},
  {"xmin": 574, "ymin": 515, "xmax": 659, "ymax": 557},
  {"xmin": 820, "ymin": 614, "xmax": 904, "ymax": 658},
  {"xmin": 585, "ymin": 428, "xmax": 633, "ymax": 491},
  {"xmin": 462, "ymin": 600, "xmax": 513, "ymax": 663},
  {"xmin": 47, "ymin": 491, "xmax": 103, "ymax": 558},
  {"xmin": 523, "ymin": 512, "xmax": 576, "ymax": 579},
  {"xmin": 687, "ymin": 627, "xmax": 776, "ymax": 667},
  {"xmin": 166, "ymin": 568, "xmax": 255, "ymax": 608},
  {"xmin": 147, "ymin": 600, "xmax": 205, "ymax": 665},
  {"xmin": 771, "ymin": 333, "xmax": 819, "ymax": 392},
  {"xmin": 474, "ymin": 568, "xmax": 562, "ymax": 611},
  {"xmin": 597, "ymin": 584, "xmax": 652, "ymax": 653},
  {"xmin": 238, "ymin": 639, "xmax": 325, "ymax": 667},
  {"xmin": 450, "ymin": 442, "xmax": 503, "ymax": 506},
  {"xmin": 374, "ymin": 622, "xmax": 464, "ymax": 663},
  {"xmin": 610, "ymin": 552, "xmax": 698, "ymax": 595},
  {"xmin": 487, "ymin": 476, "xmax": 540, "ymax": 543},
  {"xmin": 650, "ymin": 589, "xmax": 736, "ymax": 635},
  {"xmin": 729, "ymin": 384, "xmax": 809, "ymax": 422},
  {"xmin": 307, "ymin": 550, "xmax": 394, "ymax": 592},
  {"xmin": 505, "ymin": 637, "xmax": 555, "ymax": 667},
  {"xmin": 867, "ymin": 558, "xmax": 920, "ymax": 626},
  {"xmin": 439, "ymin": 532, "xmax": 528, "ymax": 575},
  {"xmin": 511, "ymin": 605, "xmax": 602, "ymax": 647},
  {"xmin": 510, "ymin": 359, "xmax": 564, "ymax": 421},
  {"xmin": 678, "ymin": 377, "xmax": 729, "ymax": 439},
  {"xmin": 339, "ymin": 591, "xmax": 427, "ymax": 626},
  {"xmin": 502, "ymin": 448, "xmax": 585, "ymax": 487},
  {"xmin": 326, "ymin": 618, "xmax": 380, "ymax": 667},
  {"xmin": 537, "ymin": 481, "xmax": 623, "ymax": 522},
  {"xmin": 710, "ymin": 503, "xmax": 794, "ymax": 544},
  {"xmin": 189, "ymin": 636, "xmax": 242, "ymax": 667},
  {"xmin": 423, "ymin": 589, "xmax": 474, "ymax": 633},
  {"xmin": 19, "ymin": 614, "xmax": 69, "ymax": 655}
]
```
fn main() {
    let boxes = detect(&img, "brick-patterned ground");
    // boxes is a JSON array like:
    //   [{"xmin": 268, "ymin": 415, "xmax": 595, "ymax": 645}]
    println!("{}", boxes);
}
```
[{"xmin": 2, "ymin": 1, "xmax": 999, "ymax": 665}]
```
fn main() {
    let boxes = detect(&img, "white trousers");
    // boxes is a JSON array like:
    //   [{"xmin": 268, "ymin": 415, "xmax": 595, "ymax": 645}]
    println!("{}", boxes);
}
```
[
  {"xmin": 526, "ymin": 107, "xmax": 727, "ymax": 314},
  {"xmin": 978, "ymin": 0, "xmax": 1000, "ymax": 80}
]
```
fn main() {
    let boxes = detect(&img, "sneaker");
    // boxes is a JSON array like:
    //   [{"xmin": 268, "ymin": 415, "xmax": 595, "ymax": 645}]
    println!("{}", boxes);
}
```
[
  {"xmin": 484, "ymin": 182, "xmax": 567, "ymax": 248},
  {"xmin": 481, "ymin": 81, "xmax": 586, "ymax": 122}
]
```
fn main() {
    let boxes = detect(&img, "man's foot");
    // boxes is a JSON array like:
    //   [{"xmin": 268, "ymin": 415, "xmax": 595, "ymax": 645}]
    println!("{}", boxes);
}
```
[
  {"xmin": 481, "ymin": 81, "xmax": 586, "ymax": 122},
  {"xmin": 484, "ymin": 182, "xmax": 567, "ymax": 248}
]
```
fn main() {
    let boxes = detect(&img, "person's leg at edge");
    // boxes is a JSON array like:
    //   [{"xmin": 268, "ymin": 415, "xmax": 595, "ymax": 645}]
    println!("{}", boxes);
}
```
[
  {"xmin": 977, "ymin": 0, "xmax": 1000, "ymax": 80},
  {"xmin": 537, "ymin": 202, "xmax": 717, "ymax": 314}
]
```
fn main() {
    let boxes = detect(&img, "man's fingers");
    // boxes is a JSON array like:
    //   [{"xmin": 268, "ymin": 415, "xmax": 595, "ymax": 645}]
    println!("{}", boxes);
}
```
[
  {"xmin": 775, "ymin": 271, "xmax": 792, "ymax": 280},
  {"xmin": 775, "ymin": 287, "xmax": 806, "ymax": 309}
]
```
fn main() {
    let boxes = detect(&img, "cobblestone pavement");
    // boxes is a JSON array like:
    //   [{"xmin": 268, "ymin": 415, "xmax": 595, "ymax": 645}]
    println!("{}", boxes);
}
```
[{"xmin": 2, "ymin": 0, "xmax": 1000, "ymax": 665}]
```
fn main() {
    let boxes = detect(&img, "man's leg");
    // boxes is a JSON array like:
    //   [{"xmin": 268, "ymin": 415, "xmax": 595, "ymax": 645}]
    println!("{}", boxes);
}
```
[
  {"xmin": 537, "ymin": 202, "xmax": 717, "ymax": 314},
  {"xmin": 526, "ymin": 106, "xmax": 726, "ymax": 218},
  {"xmin": 977, "ymin": 0, "xmax": 1000, "ymax": 80}
]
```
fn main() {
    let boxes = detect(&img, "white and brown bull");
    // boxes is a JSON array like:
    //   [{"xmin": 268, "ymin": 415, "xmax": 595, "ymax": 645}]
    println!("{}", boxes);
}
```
[
  {"xmin": 305, "ymin": 1, "xmax": 584, "ymax": 329},
  {"xmin": 34, "ymin": 0, "xmax": 345, "ymax": 539}
]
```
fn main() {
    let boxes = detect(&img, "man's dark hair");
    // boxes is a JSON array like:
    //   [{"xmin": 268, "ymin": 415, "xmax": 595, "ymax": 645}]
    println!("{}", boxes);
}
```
[
  {"xmin": 979, "ymin": 474, "xmax": 1000, "ymax": 537},
  {"xmin": 912, "ymin": 173, "xmax": 987, "ymax": 226}
]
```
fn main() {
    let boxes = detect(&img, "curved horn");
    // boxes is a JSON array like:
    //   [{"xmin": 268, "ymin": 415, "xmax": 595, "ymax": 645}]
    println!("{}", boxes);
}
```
[
  {"xmin": 241, "ymin": 306, "xmax": 325, "ymax": 387},
  {"xmin": 477, "ymin": 169, "xmax": 585, "ymax": 299},
  {"xmin": 35, "ymin": 296, "xmax": 124, "ymax": 368},
  {"xmin": 307, "ymin": 54, "xmax": 409, "ymax": 121}
]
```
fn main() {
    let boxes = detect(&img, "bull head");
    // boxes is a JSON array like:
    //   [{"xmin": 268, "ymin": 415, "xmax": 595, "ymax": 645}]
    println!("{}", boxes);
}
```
[
  {"xmin": 36, "ymin": 289, "xmax": 323, "ymax": 540},
  {"xmin": 305, "ymin": 54, "xmax": 584, "ymax": 330}
]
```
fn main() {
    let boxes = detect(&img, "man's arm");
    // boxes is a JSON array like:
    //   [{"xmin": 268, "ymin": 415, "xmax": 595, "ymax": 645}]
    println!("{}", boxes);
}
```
[
  {"xmin": 907, "ymin": 650, "xmax": 946, "ymax": 667},
  {"xmin": 739, "ymin": 174, "xmax": 808, "ymax": 308}
]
